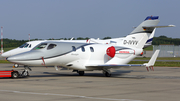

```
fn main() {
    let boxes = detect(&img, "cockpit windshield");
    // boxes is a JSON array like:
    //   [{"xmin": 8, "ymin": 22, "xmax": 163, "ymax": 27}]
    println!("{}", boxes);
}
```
[
  {"xmin": 19, "ymin": 43, "xmax": 28, "ymax": 48},
  {"xmin": 34, "ymin": 43, "xmax": 47, "ymax": 50},
  {"xmin": 19, "ymin": 43, "xmax": 32, "ymax": 48},
  {"xmin": 24, "ymin": 44, "xmax": 29, "ymax": 48}
]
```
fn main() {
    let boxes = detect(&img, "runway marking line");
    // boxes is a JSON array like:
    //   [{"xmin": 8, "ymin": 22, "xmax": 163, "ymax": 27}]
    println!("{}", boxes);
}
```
[{"xmin": 0, "ymin": 89, "xmax": 143, "ymax": 101}]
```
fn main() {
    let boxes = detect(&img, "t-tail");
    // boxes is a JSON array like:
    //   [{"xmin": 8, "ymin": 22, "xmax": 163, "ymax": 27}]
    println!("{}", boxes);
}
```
[
  {"xmin": 122, "ymin": 16, "xmax": 159, "ymax": 49},
  {"xmin": 122, "ymin": 16, "xmax": 175, "ymax": 49}
]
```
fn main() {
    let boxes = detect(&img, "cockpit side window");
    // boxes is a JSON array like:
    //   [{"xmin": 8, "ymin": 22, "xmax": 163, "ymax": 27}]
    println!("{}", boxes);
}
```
[
  {"xmin": 29, "ymin": 44, "xmax": 31, "ymax": 48},
  {"xmin": 47, "ymin": 44, "xmax": 57, "ymax": 50},
  {"xmin": 19, "ymin": 43, "xmax": 27, "ymax": 48},
  {"xmin": 34, "ymin": 43, "xmax": 47, "ymax": 50}
]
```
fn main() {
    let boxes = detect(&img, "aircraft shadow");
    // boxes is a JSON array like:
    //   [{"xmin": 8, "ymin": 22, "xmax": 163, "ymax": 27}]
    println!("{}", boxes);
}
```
[{"xmin": 29, "ymin": 70, "xmax": 144, "ymax": 79}]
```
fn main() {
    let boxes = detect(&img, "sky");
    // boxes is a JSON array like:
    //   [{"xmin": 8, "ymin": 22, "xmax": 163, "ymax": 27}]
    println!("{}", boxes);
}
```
[{"xmin": 0, "ymin": 0, "xmax": 179, "ymax": 40}]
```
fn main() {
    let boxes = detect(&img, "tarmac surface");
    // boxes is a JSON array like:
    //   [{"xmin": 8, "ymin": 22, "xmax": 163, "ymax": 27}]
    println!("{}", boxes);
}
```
[{"xmin": 0, "ymin": 64, "xmax": 180, "ymax": 101}]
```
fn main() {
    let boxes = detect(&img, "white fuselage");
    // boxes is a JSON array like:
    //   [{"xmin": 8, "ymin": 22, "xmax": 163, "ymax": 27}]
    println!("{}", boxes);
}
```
[
  {"xmin": 1, "ymin": 37, "xmax": 152, "ymax": 58},
  {"xmin": 7, "ymin": 42, "xmax": 143, "ymax": 71}
]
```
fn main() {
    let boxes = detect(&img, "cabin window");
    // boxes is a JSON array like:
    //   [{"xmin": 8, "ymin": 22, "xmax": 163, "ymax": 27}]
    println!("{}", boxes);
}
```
[
  {"xmin": 90, "ymin": 47, "xmax": 94, "ymax": 52},
  {"xmin": 47, "ymin": 44, "xmax": 57, "ymax": 50},
  {"xmin": 72, "ymin": 46, "xmax": 76, "ymax": 51},
  {"xmin": 34, "ymin": 43, "xmax": 47, "ymax": 50},
  {"xmin": 81, "ymin": 46, "xmax": 85, "ymax": 52}
]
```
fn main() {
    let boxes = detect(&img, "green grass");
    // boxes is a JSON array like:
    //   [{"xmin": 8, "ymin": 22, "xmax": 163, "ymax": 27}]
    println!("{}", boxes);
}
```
[{"xmin": 0, "ymin": 60, "xmax": 12, "ymax": 63}]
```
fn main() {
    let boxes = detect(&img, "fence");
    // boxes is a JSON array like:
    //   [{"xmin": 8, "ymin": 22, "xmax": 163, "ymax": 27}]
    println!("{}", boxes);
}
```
[{"xmin": 153, "ymin": 45, "xmax": 180, "ymax": 57}]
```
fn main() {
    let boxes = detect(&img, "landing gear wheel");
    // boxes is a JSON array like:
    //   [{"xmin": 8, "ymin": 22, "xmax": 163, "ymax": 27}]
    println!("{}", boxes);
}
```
[
  {"xmin": 11, "ymin": 71, "xmax": 19, "ymax": 78},
  {"xmin": 14, "ymin": 64, "xmax": 19, "ymax": 68},
  {"xmin": 78, "ymin": 71, "xmax": 84, "ymax": 76},
  {"xmin": 22, "ymin": 70, "xmax": 29, "ymax": 77},
  {"xmin": 105, "ymin": 72, "xmax": 111, "ymax": 77},
  {"xmin": 103, "ymin": 69, "xmax": 111, "ymax": 77}
]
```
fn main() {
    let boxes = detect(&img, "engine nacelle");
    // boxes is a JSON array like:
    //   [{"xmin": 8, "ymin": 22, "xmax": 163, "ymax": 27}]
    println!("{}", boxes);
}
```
[
  {"xmin": 106, "ymin": 46, "xmax": 136, "ymax": 59},
  {"xmin": 115, "ymin": 49, "xmax": 135, "ymax": 58},
  {"xmin": 116, "ymin": 49, "xmax": 135, "ymax": 54}
]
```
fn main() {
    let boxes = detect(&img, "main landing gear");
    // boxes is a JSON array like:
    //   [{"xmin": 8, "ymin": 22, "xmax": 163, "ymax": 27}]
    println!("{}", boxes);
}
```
[
  {"xmin": 103, "ymin": 68, "xmax": 111, "ymax": 77},
  {"xmin": 78, "ymin": 71, "xmax": 84, "ymax": 76},
  {"xmin": 73, "ymin": 69, "xmax": 112, "ymax": 77},
  {"xmin": 72, "ymin": 70, "xmax": 85, "ymax": 76},
  {"xmin": 22, "ymin": 65, "xmax": 31, "ymax": 77}
]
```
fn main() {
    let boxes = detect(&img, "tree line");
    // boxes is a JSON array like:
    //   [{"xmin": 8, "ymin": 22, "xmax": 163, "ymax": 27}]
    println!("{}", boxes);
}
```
[
  {"xmin": 152, "ymin": 36, "xmax": 180, "ymax": 45},
  {"xmin": 1, "ymin": 36, "xmax": 180, "ymax": 48}
]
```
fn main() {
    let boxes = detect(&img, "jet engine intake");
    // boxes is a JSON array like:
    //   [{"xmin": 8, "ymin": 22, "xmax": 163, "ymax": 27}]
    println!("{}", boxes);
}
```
[{"xmin": 106, "ymin": 46, "xmax": 115, "ymax": 58}]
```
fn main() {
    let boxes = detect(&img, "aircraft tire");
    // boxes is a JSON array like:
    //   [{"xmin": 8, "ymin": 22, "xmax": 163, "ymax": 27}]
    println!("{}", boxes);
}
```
[
  {"xmin": 78, "ymin": 71, "xmax": 84, "ymax": 76},
  {"xmin": 105, "ymin": 72, "xmax": 111, "ymax": 77},
  {"xmin": 11, "ymin": 71, "xmax": 19, "ymax": 78},
  {"xmin": 22, "ymin": 71, "xmax": 29, "ymax": 77}
]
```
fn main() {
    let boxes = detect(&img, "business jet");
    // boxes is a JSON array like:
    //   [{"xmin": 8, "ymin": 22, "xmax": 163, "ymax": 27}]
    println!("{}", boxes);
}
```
[
  {"xmin": 6, "ymin": 16, "xmax": 174, "ymax": 77},
  {"xmin": 1, "ymin": 37, "xmax": 154, "ymax": 58},
  {"xmin": 1, "ymin": 36, "xmax": 153, "ymax": 68},
  {"xmin": 1, "ymin": 35, "xmax": 155, "ymax": 68}
]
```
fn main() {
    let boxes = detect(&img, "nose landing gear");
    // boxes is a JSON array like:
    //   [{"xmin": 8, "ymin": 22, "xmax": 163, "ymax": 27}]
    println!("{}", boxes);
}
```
[{"xmin": 22, "ymin": 65, "xmax": 31, "ymax": 77}]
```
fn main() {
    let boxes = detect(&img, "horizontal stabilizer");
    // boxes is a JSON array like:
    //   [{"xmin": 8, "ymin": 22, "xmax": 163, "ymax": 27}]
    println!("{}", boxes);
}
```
[{"xmin": 143, "ymin": 25, "xmax": 175, "ymax": 29}]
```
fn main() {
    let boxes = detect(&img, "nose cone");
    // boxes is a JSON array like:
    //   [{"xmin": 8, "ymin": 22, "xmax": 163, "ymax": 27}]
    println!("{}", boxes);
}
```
[
  {"xmin": 6, "ymin": 53, "xmax": 26, "ymax": 62},
  {"xmin": 7, "ymin": 53, "xmax": 33, "ymax": 66},
  {"xmin": 6, "ymin": 50, "xmax": 42, "ymax": 64}
]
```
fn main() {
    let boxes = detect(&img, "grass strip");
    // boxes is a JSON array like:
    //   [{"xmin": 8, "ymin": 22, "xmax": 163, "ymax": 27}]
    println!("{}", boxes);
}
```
[{"xmin": 0, "ymin": 60, "xmax": 12, "ymax": 64}]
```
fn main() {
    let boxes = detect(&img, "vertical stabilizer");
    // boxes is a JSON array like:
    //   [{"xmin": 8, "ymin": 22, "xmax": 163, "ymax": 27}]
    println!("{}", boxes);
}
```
[{"xmin": 122, "ymin": 16, "xmax": 159, "ymax": 49}]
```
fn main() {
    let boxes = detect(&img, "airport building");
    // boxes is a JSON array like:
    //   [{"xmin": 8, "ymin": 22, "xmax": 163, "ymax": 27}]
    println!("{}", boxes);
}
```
[
  {"xmin": 143, "ymin": 45, "xmax": 180, "ymax": 57},
  {"xmin": 153, "ymin": 45, "xmax": 180, "ymax": 57}
]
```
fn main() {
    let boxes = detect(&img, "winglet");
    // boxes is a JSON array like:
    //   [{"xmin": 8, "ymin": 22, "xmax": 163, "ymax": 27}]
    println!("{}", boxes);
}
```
[{"xmin": 144, "ymin": 50, "xmax": 160, "ymax": 67}]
